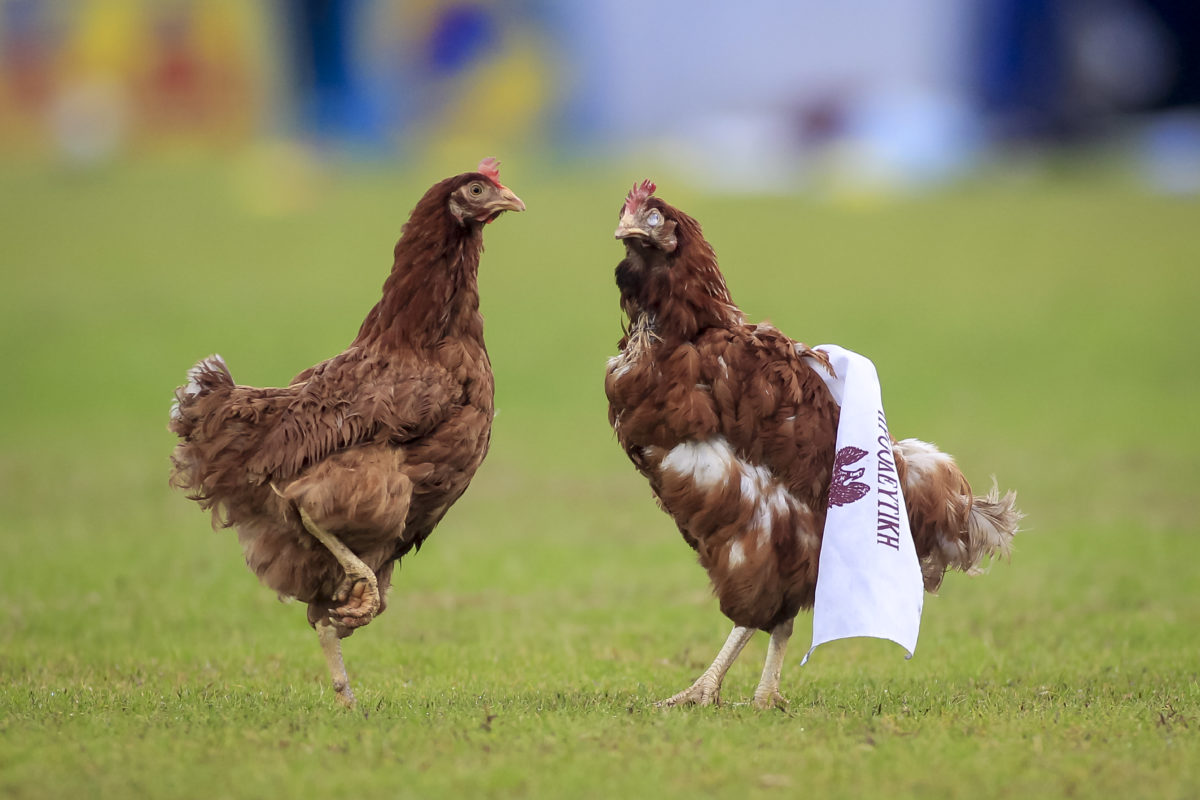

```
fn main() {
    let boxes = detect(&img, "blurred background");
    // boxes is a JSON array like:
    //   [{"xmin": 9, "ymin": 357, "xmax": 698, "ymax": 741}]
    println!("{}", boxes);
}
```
[{"xmin": 1, "ymin": 0, "xmax": 1199, "ymax": 193}]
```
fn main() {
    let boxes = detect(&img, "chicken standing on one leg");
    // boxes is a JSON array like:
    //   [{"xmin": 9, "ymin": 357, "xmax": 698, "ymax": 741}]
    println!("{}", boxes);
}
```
[{"xmin": 169, "ymin": 160, "xmax": 524, "ymax": 708}]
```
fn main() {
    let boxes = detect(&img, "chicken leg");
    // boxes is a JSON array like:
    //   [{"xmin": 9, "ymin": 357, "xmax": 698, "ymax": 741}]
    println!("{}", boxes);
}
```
[
  {"xmin": 657, "ymin": 625, "xmax": 755, "ymax": 707},
  {"xmin": 298, "ymin": 507, "xmax": 381, "ymax": 628},
  {"xmin": 316, "ymin": 618, "xmax": 356, "ymax": 708},
  {"xmin": 751, "ymin": 619, "xmax": 793, "ymax": 710}
]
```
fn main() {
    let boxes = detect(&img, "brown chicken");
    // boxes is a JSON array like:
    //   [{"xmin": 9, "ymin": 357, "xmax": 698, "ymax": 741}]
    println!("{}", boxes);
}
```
[
  {"xmin": 605, "ymin": 181, "xmax": 1020, "ymax": 709},
  {"xmin": 168, "ymin": 159, "xmax": 524, "ymax": 708}
]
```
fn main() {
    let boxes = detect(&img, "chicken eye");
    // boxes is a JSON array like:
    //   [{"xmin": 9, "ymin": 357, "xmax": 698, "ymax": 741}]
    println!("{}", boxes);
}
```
[
  {"xmin": 647, "ymin": 210, "xmax": 662, "ymax": 227},
  {"xmin": 469, "ymin": 183, "xmax": 483, "ymax": 196}
]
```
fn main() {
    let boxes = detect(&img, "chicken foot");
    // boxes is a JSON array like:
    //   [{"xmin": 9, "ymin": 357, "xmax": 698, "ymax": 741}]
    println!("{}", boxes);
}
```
[
  {"xmin": 751, "ymin": 619, "xmax": 793, "ymax": 710},
  {"xmin": 656, "ymin": 625, "xmax": 755, "ymax": 707},
  {"xmin": 316, "ymin": 618, "xmax": 356, "ymax": 708},
  {"xmin": 298, "ymin": 507, "xmax": 380, "ymax": 629}
]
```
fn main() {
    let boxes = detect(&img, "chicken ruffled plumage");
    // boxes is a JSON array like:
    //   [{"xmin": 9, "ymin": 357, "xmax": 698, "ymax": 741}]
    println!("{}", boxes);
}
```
[{"xmin": 169, "ymin": 160, "xmax": 524, "ymax": 707}]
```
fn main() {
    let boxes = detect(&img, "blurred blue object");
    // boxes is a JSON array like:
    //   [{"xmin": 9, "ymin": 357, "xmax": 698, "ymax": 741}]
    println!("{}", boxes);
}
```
[
  {"xmin": 1139, "ymin": 111, "xmax": 1200, "ymax": 195},
  {"xmin": 427, "ymin": 3, "xmax": 500, "ymax": 74},
  {"xmin": 975, "ymin": 0, "xmax": 1069, "ymax": 142},
  {"xmin": 844, "ymin": 89, "xmax": 982, "ymax": 188},
  {"xmin": 283, "ymin": 0, "xmax": 383, "ymax": 147}
]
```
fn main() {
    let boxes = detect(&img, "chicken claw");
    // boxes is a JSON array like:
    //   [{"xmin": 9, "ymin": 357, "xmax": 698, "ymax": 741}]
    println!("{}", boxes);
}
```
[
  {"xmin": 656, "ymin": 681, "xmax": 721, "ymax": 708},
  {"xmin": 330, "ymin": 574, "xmax": 380, "ymax": 628},
  {"xmin": 656, "ymin": 625, "xmax": 755, "ymax": 710},
  {"xmin": 751, "ymin": 690, "xmax": 789, "ymax": 711},
  {"xmin": 298, "ymin": 507, "xmax": 381, "ymax": 629}
]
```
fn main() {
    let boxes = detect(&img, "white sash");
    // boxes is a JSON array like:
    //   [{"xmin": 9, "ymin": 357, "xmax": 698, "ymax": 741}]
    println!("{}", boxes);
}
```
[{"xmin": 801, "ymin": 344, "xmax": 923, "ymax": 665}]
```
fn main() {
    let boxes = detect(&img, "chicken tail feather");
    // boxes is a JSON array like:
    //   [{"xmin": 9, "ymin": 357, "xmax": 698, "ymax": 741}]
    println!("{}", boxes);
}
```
[
  {"xmin": 168, "ymin": 354, "xmax": 244, "ymax": 522},
  {"xmin": 169, "ymin": 354, "xmax": 233, "ymax": 429},
  {"xmin": 893, "ymin": 438, "xmax": 1022, "ymax": 592},
  {"xmin": 966, "ymin": 481, "xmax": 1020, "ymax": 565}
]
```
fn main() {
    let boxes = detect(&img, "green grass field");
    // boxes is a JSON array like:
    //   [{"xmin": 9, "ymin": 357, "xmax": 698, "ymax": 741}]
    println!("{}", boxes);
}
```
[{"xmin": 2, "ymin": 156, "xmax": 1198, "ymax": 799}]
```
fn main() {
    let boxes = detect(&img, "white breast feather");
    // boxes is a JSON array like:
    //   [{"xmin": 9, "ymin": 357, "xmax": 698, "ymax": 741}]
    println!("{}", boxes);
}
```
[{"xmin": 662, "ymin": 436, "xmax": 810, "ymax": 558}]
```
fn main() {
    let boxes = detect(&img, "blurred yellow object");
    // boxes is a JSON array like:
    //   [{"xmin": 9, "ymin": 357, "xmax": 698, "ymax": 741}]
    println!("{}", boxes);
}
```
[
  {"xmin": 65, "ymin": 0, "xmax": 145, "ymax": 78},
  {"xmin": 422, "ymin": 32, "xmax": 553, "ymax": 164},
  {"xmin": 0, "ymin": 0, "xmax": 268, "ymax": 158}
]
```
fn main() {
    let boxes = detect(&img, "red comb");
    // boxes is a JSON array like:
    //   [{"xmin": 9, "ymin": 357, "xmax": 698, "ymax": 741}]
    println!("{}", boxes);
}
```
[
  {"xmin": 478, "ymin": 157, "xmax": 503, "ymax": 187},
  {"xmin": 624, "ymin": 179, "xmax": 656, "ymax": 215}
]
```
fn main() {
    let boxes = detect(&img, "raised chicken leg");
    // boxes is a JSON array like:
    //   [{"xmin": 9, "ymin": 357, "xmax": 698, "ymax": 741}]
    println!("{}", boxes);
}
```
[{"xmin": 298, "ymin": 507, "xmax": 381, "ymax": 628}]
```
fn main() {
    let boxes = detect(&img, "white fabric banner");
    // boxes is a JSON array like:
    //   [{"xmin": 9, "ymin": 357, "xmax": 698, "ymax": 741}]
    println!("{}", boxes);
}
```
[{"xmin": 800, "ymin": 344, "xmax": 923, "ymax": 665}]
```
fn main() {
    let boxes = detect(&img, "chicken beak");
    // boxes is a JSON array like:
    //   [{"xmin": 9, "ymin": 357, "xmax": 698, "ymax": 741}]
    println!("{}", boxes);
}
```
[
  {"xmin": 491, "ymin": 187, "xmax": 526, "ymax": 213},
  {"xmin": 614, "ymin": 211, "xmax": 648, "ymax": 241}
]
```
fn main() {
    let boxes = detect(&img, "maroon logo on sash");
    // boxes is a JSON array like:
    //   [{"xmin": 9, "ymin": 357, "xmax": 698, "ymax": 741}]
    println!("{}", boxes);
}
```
[{"xmin": 829, "ymin": 446, "xmax": 870, "ymax": 507}]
